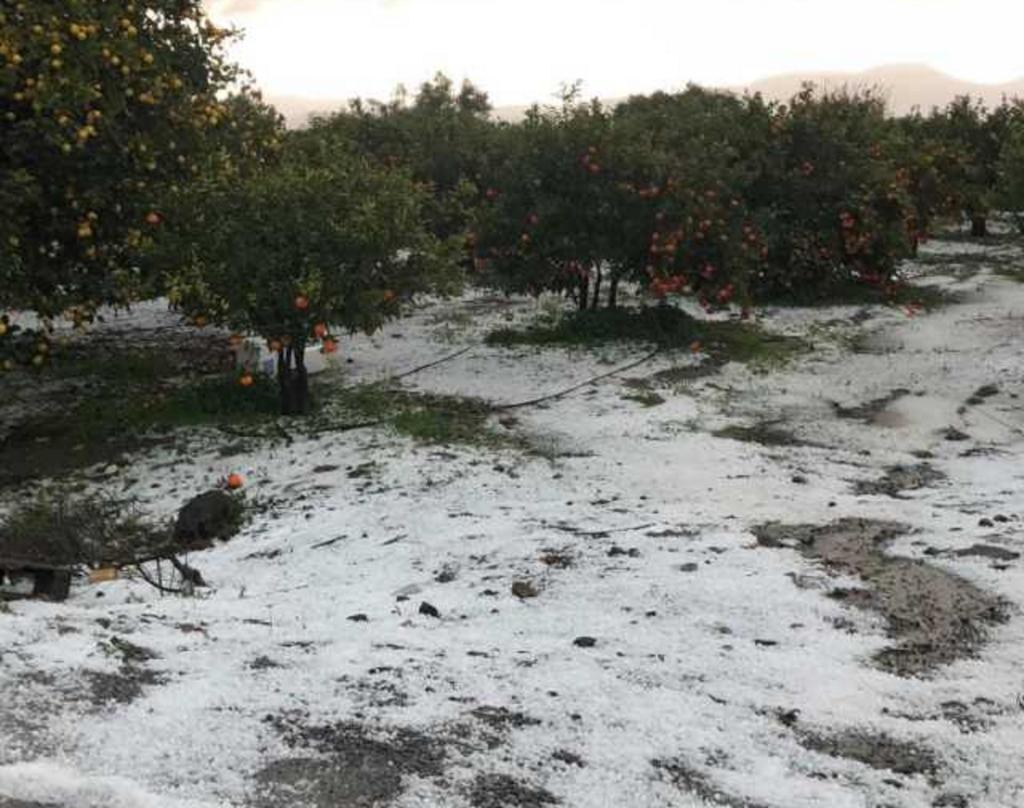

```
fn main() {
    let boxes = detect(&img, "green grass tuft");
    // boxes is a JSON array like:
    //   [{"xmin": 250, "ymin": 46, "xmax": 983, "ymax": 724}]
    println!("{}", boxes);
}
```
[{"xmin": 486, "ymin": 305, "xmax": 808, "ymax": 371}]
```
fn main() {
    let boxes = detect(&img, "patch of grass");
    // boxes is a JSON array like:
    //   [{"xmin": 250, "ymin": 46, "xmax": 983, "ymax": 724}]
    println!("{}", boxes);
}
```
[
  {"xmin": 994, "ymin": 265, "xmax": 1024, "ymax": 283},
  {"xmin": 486, "ymin": 305, "xmax": 808, "ymax": 372},
  {"xmin": 0, "ymin": 372, "xmax": 283, "ymax": 487},
  {"xmin": 321, "ymin": 382, "xmax": 513, "ymax": 449},
  {"xmin": 712, "ymin": 422, "xmax": 810, "ymax": 447},
  {"xmin": 49, "ymin": 348, "xmax": 180, "ymax": 385},
  {"xmin": 486, "ymin": 306, "xmax": 694, "ymax": 348},
  {"xmin": 762, "ymin": 278, "xmax": 954, "ymax": 309},
  {"xmin": 621, "ymin": 390, "xmax": 666, "ymax": 407}
]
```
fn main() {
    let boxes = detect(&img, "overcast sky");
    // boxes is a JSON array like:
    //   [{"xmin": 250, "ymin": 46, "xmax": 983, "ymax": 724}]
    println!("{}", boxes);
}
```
[{"xmin": 204, "ymin": 0, "xmax": 1024, "ymax": 107}]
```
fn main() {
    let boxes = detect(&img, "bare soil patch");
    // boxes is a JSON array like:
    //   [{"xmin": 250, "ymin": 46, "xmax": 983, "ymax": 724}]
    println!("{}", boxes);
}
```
[{"xmin": 752, "ymin": 519, "xmax": 1009, "ymax": 676}]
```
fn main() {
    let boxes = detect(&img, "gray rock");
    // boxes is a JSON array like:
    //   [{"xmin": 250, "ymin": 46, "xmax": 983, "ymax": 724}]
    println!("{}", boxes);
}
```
[{"xmin": 173, "ymin": 490, "xmax": 242, "ymax": 551}]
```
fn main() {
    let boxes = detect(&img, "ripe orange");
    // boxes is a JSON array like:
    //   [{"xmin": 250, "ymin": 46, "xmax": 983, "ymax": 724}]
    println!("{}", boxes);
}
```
[
  {"xmin": 238, "ymin": 372, "xmax": 254, "ymax": 388},
  {"xmin": 226, "ymin": 473, "xmax": 244, "ymax": 490}
]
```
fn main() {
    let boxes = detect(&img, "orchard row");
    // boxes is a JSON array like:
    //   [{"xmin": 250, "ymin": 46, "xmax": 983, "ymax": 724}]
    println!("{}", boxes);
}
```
[{"xmin": 4, "ymin": 2, "xmax": 1024, "ymax": 414}]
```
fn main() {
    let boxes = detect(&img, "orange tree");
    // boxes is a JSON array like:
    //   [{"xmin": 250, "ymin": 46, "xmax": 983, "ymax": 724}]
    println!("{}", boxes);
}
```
[
  {"xmin": 997, "ymin": 106, "xmax": 1024, "ymax": 229},
  {"xmin": 473, "ymin": 90, "xmax": 761, "ymax": 312},
  {"xmin": 164, "ymin": 135, "xmax": 462, "ymax": 415},
  {"xmin": 747, "ymin": 88, "xmax": 916, "ymax": 300},
  {"xmin": 472, "ymin": 95, "xmax": 618, "ymax": 310},
  {"xmin": 0, "ymin": 0, "xmax": 246, "ymax": 368},
  {"xmin": 306, "ymin": 73, "xmax": 497, "ymax": 242},
  {"xmin": 926, "ymin": 97, "xmax": 1024, "ymax": 237},
  {"xmin": 891, "ymin": 113, "xmax": 970, "ymax": 253}
]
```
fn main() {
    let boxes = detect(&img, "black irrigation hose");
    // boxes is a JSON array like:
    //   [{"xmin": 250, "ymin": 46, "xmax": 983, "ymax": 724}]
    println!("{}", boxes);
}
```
[
  {"xmin": 391, "ymin": 345, "xmax": 474, "ymax": 381},
  {"xmin": 492, "ymin": 348, "xmax": 662, "ymax": 411},
  {"xmin": 309, "ymin": 346, "xmax": 662, "ymax": 435}
]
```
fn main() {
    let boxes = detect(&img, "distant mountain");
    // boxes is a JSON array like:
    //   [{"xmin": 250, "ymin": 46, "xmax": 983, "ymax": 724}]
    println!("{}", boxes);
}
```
[
  {"xmin": 733, "ymin": 64, "xmax": 1024, "ymax": 115},
  {"xmin": 272, "ymin": 95, "xmax": 347, "ymax": 128},
  {"xmin": 270, "ymin": 65, "xmax": 1024, "ymax": 127}
]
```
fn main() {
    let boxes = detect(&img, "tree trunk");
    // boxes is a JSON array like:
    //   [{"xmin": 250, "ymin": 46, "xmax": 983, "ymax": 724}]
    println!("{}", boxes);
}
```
[
  {"xmin": 608, "ymin": 276, "xmax": 620, "ymax": 310},
  {"xmin": 578, "ymin": 276, "xmax": 590, "ymax": 311},
  {"xmin": 970, "ymin": 216, "xmax": 988, "ymax": 238},
  {"xmin": 278, "ymin": 341, "xmax": 310, "ymax": 416},
  {"xmin": 591, "ymin": 265, "xmax": 603, "ymax": 310}
]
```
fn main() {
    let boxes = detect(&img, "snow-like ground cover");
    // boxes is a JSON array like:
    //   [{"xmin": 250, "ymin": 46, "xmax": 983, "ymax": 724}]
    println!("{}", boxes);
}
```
[{"xmin": 1, "ymin": 235, "xmax": 1023, "ymax": 808}]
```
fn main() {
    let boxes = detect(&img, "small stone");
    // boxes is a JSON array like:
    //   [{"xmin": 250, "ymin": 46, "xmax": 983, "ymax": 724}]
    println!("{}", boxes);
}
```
[
  {"xmin": 993, "ymin": 514, "xmax": 1010, "ymax": 523},
  {"xmin": 974, "ymin": 384, "xmax": 1000, "ymax": 399},
  {"xmin": 511, "ymin": 580, "xmax": 539, "ymax": 599},
  {"xmin": 552, "ymin": 749, "xmax": 585, "ymax": 767},
  {"xmin": 943, "ymin": 427, "xmax": 970, "ymax": 442},
  {"xmin": 419, "ymin": 601, "xmax": 440, "ymax": 618},
  {"xmin": 978, "ymin": 518, "xmax": 994, "ymax": 528},
  {"xmin": 312, "ymin": 464, "xmax": 339, "ymax": 473},
  {"xmin": 607, "ymin": 546, "xmax": 640, "ymax": 558},
  {"xmin": 573, "ymin": 636, "xmax": 597, "ymax": 648},
  {"xmin": 791, "ymin": 474, "xmax": 808, "ymax": 484},
  {"xmin": 678, "ymin": 562, "xmax": 699, "ymax": 573},
  {"xmin": 347, "ymin": 613, "xmax": 369, "ymax": 623}
]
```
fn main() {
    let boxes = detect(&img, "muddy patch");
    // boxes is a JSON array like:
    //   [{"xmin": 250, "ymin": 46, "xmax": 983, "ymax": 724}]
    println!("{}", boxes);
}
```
[
  {"xmin": 255, "ymin": 714, "xmax": 447, "ymax": 807},
  {"xmin": 712, "ymin": 422, "xmax": 813, "ymax": 448},
  {"xmin": 469, "ymin": 774, "xmax": 558, "ymax": 808},
  {"xmin": 752, "ymin": 519, "xmax": 1009, "ymax": 676},
  {"xmin": 952, "ymin": 544, "xmax": 1020, "ymax": 562},
  {"xmin": 82, "ymin": 667, "xmax": 165, "ymax": 707},
  {"xmin": 791, "ymin": 724, "xmax": 939, "ymax": 779},
  {"xmin": 652, "ymin": 759, "xmax": 771, "ymax": 808},
  {"xmin": 853, "ymin": 464, "xmax": 946, "ymax": 498},
  {"xmin": 884, "ymin": 697, "xmax": 1008, "ymax": 734}
]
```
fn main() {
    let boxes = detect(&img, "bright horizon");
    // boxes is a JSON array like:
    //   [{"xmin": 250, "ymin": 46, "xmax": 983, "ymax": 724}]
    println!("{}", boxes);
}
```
[{"xmin": 205, "ymin": 0, "xmax": 1024, "ymax": 109}]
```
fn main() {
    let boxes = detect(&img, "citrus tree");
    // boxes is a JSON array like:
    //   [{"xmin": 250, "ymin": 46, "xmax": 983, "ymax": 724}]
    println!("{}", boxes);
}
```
[
  {"xmin": 165, "ymin": 138, "xmax": 462, "ymax": 415},
  {"xmin": 0, "ymin": 0, "xmax": 247, "ymax": 368},
  {"xmin": 306, "ymin": 73, "xmax": 497, "ymax": 242},
  {"xmin": 928, "ymin": 97, "xmax": 1024, "ymax": 237},
  {"xmin": 748, "ymin": 87, "xmax": 915, "ymax": 300},
  {"xmin": 997, "ymin": 110, "xmax": 1024, "ymax": 229},
  {"xmin": 473, "ymin": 94, "xmax": 620, "ymax": 310},
  {"xmin": 475, "ymin": 89, "xmax": 761, "ymax": 312}
]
